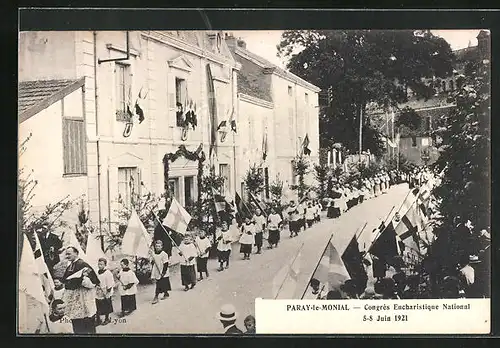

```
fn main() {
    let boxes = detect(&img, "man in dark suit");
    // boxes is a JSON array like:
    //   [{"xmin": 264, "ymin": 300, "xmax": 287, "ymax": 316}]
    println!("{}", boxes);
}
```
[
  {"xmin": 218, "ymin": 304, "xmax": 243, "ymax": 335},
  {"xmin": 37, "ymin": 224, "xmax": 63, "ymax": 275}
]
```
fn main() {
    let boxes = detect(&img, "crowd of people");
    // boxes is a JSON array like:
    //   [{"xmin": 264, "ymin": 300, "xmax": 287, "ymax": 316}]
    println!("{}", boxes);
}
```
[{"xmin": 25, "ymin": 163, "xmax": 489, "ymax": 335}]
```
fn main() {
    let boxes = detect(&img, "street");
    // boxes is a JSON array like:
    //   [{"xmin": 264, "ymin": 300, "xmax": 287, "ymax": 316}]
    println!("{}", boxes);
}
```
[{"xmin": 97, "ymin": 184, "xmax": 409, "ymax": 334}]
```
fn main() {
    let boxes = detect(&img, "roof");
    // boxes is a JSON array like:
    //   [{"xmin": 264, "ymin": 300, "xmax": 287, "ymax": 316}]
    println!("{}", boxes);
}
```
[
  {"xmin": 18, "ymin": 78, "xmax": 85, "ymax": 123},
  {"xmin": 235, "ymin": 55, "xmax": 273, "ymax": 103},
  {"xmin": 453, "ymin": 46, "xmax": 479, "ymax": 62},
  {"xmin": 233, "ymin": 46, "xmax": 321, "ymax": 93}
]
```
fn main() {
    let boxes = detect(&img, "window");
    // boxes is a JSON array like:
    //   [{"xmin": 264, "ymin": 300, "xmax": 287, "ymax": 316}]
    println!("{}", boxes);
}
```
[
  {"xmin": 219, "ymin": 164, "xmax": 230, "ymax": 196},
  {"xmin": 115, "ymin": 63, "xmax": 131, "ymax": 121},
  {"xmin": 411, "ymin": 136, "xmax": 417, "ymax": 148},
  {"xmin": 118, "ymin": 167, "xmax": 139, "ymax": 208},
  {"xmin": 168, "ymin": 178, "xmax": 180, "ymax": 202},
  {"xmin": 449, "ymin": 80, "xmax": 454, "ymax": 91},
  {"xmin": 442, "ymin": 81, "xmax": 446, "ymax": 92},
  {"xmin": 184, "ymin": 176, "xmax": 195, "ymax": 207},
  {"xmin": 175, "ymin": 77, "xmax": 187, "ymax": 126},
  {"xmin": 63, "ymin": 119, "xmax": 87, "ymax": 175},
  {"xmin": 305, "ymin": 93, "xmax": 309, "ymax": 104},
  {"xmin": 426, "ymin": 117, "xmax": 431, "ymax": 131},
  {"xmin": 288, "ymin": 86, "xmax": 293, "ymax": 96}
]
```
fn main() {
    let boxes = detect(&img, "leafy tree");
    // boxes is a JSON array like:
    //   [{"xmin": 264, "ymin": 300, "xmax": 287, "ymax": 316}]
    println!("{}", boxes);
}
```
[
  {"xmin": 429, "ymin": 58, "xmax": 490, "ymax": 277},
  {"xmin": 291, "ymin": 156, "xmax": 310, "ymax": 199},
  {"xmin": 269, "ymin": 175, "xmax": 284, "ymax": 201},
  {"xmin": 277, "ymin": 30, "xmax": 454, "ymax": 157},
  {"xmin": 396, "ymin": 106, "xmax": 422, "ymax": 131},
  {"xmin": 313, "ymin": 164, "xmax": 329, "ymax": 199},
  {"xmin": 244, "ymin": 164, "xmax": 265, "ymax": 197}
]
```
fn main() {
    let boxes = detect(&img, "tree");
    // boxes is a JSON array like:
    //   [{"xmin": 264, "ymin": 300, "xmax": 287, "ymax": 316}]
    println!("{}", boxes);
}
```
[
  {"xmin": 430, "ymin": 58, "xmax": 490, "ymax": 272},
  {"xmin": 269, "ymin": 175, "xmax": 284, "ymax": 201},
  {"xmin": 244, "ymin": 164, "xmax": 265, "ymax": 197},
  {"xmin": 291, "ymin": 156, "xmax": 310, "ymax": 199},
  {"xmin": 313, "ymin": 164, "xmax": 329, "ymax": 200},
  {"xmin": 277, "ymin": 30, "xmax": 455, "ymax": 157}
]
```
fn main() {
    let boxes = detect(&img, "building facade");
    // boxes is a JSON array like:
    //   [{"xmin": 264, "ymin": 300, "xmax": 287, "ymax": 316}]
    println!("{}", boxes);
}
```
[
  {"xmin": 226, "ymin": 34, "xmax": 321, "ymax": 200},
  {"xmin": 19, "ymin": 30, "xmax": 240, "ymax": 230}
]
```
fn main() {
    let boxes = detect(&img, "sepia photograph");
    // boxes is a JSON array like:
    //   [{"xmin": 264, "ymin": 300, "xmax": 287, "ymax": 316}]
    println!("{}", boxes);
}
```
[{"xmin": 17, "ymin": 10, "xmax": 491, "ymax": 335}]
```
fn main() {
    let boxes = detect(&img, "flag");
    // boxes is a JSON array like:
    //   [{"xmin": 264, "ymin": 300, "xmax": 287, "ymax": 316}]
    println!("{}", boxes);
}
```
[
  {"xmin": 85, "ymin": 232, "xmax": 106, "ymax": 271},
  {"xmin": 135, "ymin": 87, "xmax": 147, "ymax": 124},
  {"xmin": 272, "ymin": 248, "xmax": 302, "ymax": 299},
  {"xmin": 342, "ymin": 235, "xmax": 368, "ymax": 291},
  {"xmin": 235, "ymin": 192, "xmax": 252, "ymax": 223},
  {"xmin": 163, "ymin": 197, "xmax": 192, "ymax": 235},
  {"xmin": 262, "ymin": 132, "xmax": 268, "ymax": 160},
  {"xmin": 228, "ymin": 107, "xmax": 237, "ymax": 133},
  {"xmin": 302, "ymin": 134, "xmax": 311, "ymax": 156},
  {"xmin": 310, "ymin": 238, "xmax": 350, "ymax": 292},
  {"xmin": 207, "ymin": 64, "xmax": 218, "ymax": 158},
  {"xmin": 19, "ymin": 234, "xmax": 50, "ymax": 313},
  {"xmin": 327, "ymin": 241, "xmax": 351, "ymax": 290},
  {"xmin": 213, "ymin": 192, "xmax": 227, "ymax": 213},
  {"xmin": 32, "ymin": 232, "xmax": 55, "ymax": 300},
  {"xmin": 394, "ymin": 204, "xmax": 422, "ymax": 252},
  {"xmin": 126, "ymin": 86, "xmax": 134, "ymax": 120},
  {"xmin": 217, "ymin": 120, "xmax": 227, "ymax": 131},
  {"xmin": 249, "ymin": 192, "xmax": 268, "ymax": 217},
  {"xmin": 122, "ymin": 210, "xmax": 153, "ymax": 258},
  {"xmin": 369, "ymin": 221, "xmax": 400, "ymax": 261}
]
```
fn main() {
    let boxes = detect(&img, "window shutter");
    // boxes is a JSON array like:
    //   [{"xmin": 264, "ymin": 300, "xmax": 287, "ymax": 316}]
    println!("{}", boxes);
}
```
[
  {"xmin": 167, "ymin": 71, "xmax": 176, "ymax": 126},
  {"xmin": 63, "ymin": 120, "xmax": 70, "ymax": 174}
]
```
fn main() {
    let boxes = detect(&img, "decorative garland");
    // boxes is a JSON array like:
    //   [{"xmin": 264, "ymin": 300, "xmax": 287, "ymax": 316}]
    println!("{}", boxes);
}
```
[{"xmin": 162, "ymin": 144, "xmax": 206, "ymax": 214}]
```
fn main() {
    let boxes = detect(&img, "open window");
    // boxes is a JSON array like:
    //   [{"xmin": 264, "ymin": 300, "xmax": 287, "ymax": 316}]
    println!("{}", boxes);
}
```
[{"xmin": 175, "ymin": 77, "xmax": 187, "ymax": 127}]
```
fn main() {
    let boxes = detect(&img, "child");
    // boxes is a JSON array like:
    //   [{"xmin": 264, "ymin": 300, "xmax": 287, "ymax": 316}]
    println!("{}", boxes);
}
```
[
  {"xmin": 286, "ymin": 201, "xmax": 300, "ymax": 238},
  {"xmin": 216, "ymin": 221, "xmax": 232, "ymax": 271},
  {"xmin": 151, "ymin": 240, "xmax": 171, "ymax": 304},
  {"xmin": 52, "ymin": 278, "xmax": 65, "ymax": 302},
  {"xmin": 305, "ymin": 201, "xmax": 316, "ymax": 228},
  {"xmin": 95, "ymin": 258, "xmax": 115, "ymax": 325},
  {"xmin": 117, "ymin": 258, "xmax": 138, "ymax": 316},
  {"xmin": 195, "ymin": 230, "xmax": 212, "ymax": 280},
  {"xmin": 244, "ymin": 315, "xmax": 256, "ymax": 334},
  {"xmin": 239, "ymin": 217, "xmax": 255, "ymax": 260},
  {"xmin": 267, "ymin": 207, "xmax": 282, "ymax": 249},
  {"xmin": 314, "ymin": 200, "xmax": 322, "ymax": 223},
  {"xmin": 253, "ymin": 208, "xmax": 266, "ymax": 254},
  {"xmin": 178, "ymin": 234, "xmax": 198, "ymax": 291}
]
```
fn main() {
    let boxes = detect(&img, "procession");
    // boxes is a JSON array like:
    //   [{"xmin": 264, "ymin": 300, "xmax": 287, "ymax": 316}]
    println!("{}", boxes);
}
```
[{"xmin": 18, "ymin": 26, "xmax": 490, "ymax": 335}]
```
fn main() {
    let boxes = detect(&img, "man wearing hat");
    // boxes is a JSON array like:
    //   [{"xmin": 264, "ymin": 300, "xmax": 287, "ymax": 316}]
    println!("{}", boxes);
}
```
[{"xmin": 218, "ymin": 304, "xmax": 243, "ymax": 334}]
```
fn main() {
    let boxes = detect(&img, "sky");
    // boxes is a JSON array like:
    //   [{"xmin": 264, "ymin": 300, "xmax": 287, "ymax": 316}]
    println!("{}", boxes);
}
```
[{"xmin": 231, "ymin": 30, "xmax": 484, "ymax": 69}]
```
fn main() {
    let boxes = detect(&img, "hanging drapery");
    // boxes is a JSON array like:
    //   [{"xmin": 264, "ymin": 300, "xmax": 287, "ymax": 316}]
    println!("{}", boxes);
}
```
[{"xmin": 206, "ymin": 64, "xmax": 218, "ymax": 161}]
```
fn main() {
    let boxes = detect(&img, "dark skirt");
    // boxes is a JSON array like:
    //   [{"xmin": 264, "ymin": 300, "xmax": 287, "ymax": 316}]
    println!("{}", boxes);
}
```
[
  {"xmin": 218, "ymin": 250, "xmax": 231, "ymax": 263},
  {"xmin": 196, "ymin": 257, "xmax": 209, "ymax": 273},
  {"xmin": 120, "ymin": 294, "xmax": 137, "ymax": 313},
  {"xmin": 327, "ymin": 206, "xmax": 341, "ymax": 218},
  {"xmin": 95, "ymin": 298, "xmax": 113, "ymax": 315},
  {"xmin": 307, "ymin": 219, "xmax": 314, "ymax": 228},
  {"xmin": 71, "ymin": 317, "xmax": 96, "ymax": 334},
  {"xmin": 180, "ymin": 265, "xmax": 197, "ymax": 286},
  {"xmin": 315, "ymin": 215, "xmax": 320, "ymax": 222},
  {"xmin": 155, "ymin": 277, "xmax": 172, "ymax": 294},
  {"xmin": 240, "ymin": 243, "xmax": 252, "ymax": 254},
  {"xmin": 268, "ymin": 230, "xmax": 280, "ymax": 245},
  {"xmin": 255, "ymin": 232, "xmax": 263, "ymax": 247}
]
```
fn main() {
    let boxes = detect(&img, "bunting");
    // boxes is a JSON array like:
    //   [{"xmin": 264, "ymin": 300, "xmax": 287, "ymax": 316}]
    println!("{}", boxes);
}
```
[
  {"xmin": 301, "ymin": 134, "xmax": 311, "ymax": 156},
  {"xmin": 272, "ymin": 246, "xmax": 302, "ymax": 299},
  {"xmin": 369, "ymin": 221, "xmax": 400, "ymax": 262},
  {"xmin": 341, "ymin": 235, "xmax": 368, "ymax": 293},
  {"xmin": 32, "ymin": 232, "xmax": 55, "ymax": 300}
]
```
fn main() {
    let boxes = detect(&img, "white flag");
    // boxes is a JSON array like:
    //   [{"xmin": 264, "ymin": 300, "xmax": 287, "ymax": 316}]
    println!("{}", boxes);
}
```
[
  {"xmin": 32, "ymin": 232, "xmax": 55, "ymax": 300},
  {"xmin": 85, "ymin": 232, "xmax": 106, "ymax": 271},
  {"xmin": 122, "ymin": 210, "xmax": 152, "ymax": 258},
  {"xmin": 19, "ymin": 234, "xmax": 49, "ymax": 313},
  {"xmin": 272, "ymin": 248, "xmax": 302, "ymax": 299},
  {"xmin": 163, "ymin": 198, "xmax": 192, "ymax": 235}
]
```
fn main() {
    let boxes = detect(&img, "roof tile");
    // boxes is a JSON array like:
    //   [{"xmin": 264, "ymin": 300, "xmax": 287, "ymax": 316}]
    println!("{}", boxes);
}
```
[{"xmin": 18, "ymin": 79, "xmax": 80, "ymax": 115}]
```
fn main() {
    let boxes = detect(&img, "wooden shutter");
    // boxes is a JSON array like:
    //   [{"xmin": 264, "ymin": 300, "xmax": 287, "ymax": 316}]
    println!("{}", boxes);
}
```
[{"xmin": 63, "ymin": 119, "xmax": 87, "ymax": 175}]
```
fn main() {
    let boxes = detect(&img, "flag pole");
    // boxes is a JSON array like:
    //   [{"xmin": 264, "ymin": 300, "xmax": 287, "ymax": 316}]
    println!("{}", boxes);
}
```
[
  {"xmin": 274, "ymin": 243, "xmax": 304, "ymax": 300},
  {"xmin": 43, "ymin": 313, "xmax": 50, "ymax": 333},
  {"xmin": 300, "ymin": 233, "xmax": 334, "ymax": 300},
  {"xmin": 355, "ymin": 222, "xmax": 369, "ymax": 243},
  {"xmin": 367, "ymin": 205, "xmax": 396, "ymax": 253}
]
